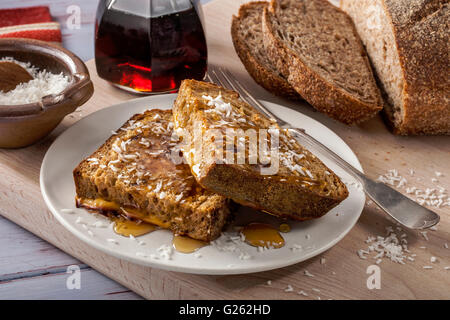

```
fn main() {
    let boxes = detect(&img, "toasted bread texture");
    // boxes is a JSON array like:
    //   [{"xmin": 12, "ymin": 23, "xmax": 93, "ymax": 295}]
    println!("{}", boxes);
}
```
[
  {"xmin": 342, "ymin": 0, "xmax": 450, "ymax": 135},
  {"xmin": 262, "ymin": 0, "xmax": 383, "ymax": 125},
  {"xmin": 73, "ymin": 109, "xmax": 231, "ymax": 241},
  {"xmin": 173, "ymin": 79, "xmax": 348, "ymax": 221},
  {"xmin": 231, "ymin": 1, "xmax": 301, "ymax": 100}
]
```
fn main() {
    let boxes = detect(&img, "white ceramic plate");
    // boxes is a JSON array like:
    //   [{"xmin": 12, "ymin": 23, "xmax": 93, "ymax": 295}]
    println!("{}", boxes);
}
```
[{"xmin": 40, "ymin": 94, "xmax": 365, "ymax": 275}]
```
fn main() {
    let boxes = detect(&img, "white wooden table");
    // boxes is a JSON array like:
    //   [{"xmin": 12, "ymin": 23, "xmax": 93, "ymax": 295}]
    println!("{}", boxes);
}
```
[{"xmin": 0, "ymin": 0, "xmax": 210, "ymax": 300}]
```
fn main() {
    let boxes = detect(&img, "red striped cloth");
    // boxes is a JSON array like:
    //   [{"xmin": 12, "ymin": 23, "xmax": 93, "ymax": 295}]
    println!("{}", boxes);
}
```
[{"xmin": 0, "ymin": 6, "xmax": 62, "ymax": 43}]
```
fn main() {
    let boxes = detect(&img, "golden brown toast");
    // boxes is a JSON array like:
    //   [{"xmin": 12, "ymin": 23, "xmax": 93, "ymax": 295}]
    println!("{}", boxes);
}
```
[
  {"xmin": 73, "ymin": 109, "xmax": 231, "ymax": 241},
  {"xmin": 173, "ymin": 79, "xmax": 348, "ymax": 220}
]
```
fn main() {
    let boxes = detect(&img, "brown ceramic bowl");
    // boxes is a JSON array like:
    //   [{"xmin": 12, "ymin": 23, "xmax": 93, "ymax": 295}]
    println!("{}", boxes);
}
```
[{"xmin": 0, "ymin": 38, "xmax": 94, "ymax": 148}]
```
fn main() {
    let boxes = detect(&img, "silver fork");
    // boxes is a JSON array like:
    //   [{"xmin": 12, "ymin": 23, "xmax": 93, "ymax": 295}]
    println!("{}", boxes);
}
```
[{"xmin": 206, "ymin": 66, "xmax": 440, "ymax": 230}]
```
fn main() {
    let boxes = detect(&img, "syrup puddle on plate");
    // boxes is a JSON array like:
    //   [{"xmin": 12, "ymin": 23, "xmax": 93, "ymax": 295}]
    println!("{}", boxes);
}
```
[
  {"xmin": 279, "ymin": 223, "xmax": 291, "ymax": 233},
  {"xmin": 112, "ymin": 216, "xmax": 157, "ymax": 237},
  {"xmin": 111, "ymin": 215, "xmax": 288, "ymax": 253},
  {"xmin": 111, "ymin": 216, "xmax": 208, "ymax": 253},
  {"xmin": 172, "ymin": 235, "xmax": 208, "ymax": 253},
  {"xmin": 241, "ymin": 223, "xmax": 285, "ymax": 249}
]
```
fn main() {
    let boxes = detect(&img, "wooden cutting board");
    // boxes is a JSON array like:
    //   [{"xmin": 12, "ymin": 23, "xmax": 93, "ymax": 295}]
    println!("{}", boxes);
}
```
[{"xmin": 0, "ymin": 0, "xmax": 449, "ymax": 299}]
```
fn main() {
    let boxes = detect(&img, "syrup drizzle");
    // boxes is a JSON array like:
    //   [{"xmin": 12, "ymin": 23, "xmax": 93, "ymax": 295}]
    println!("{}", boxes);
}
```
[
  {"xmin": 80, "ymin": 198, "xmax": 290, "ymax": 253},
  {"xmin": 112, "ymin": 216, "xmax": 157, "ymax": 237},
  {"xmin": 241, "ymin": 223, "xmax": 285, "ymax": 249},
  {"xmin": 279, "ymin": 223, "xmax": 291, "ymax": 233},
  {"xmin": 111, "ymin": 215, "xmax": 208, "ymax": 254},
  {"xmin": 172, "ymin": 235, "xmax": 208, "ymax": 253}
]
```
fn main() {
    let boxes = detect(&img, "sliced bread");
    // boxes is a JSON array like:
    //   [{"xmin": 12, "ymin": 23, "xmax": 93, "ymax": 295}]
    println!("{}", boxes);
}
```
[
  {"xmin": 173, "ymin": 79, "xmax": 349, "ymax": 221},
  {"xmin": 231, "ymin": 2, "xmax": 301, "ymax": 100},
  {"xmin": 262, "ymin": 0, "xmax": 383, "ymax": 125},
  {"xmin": 341, "ymin": 0, "xmax": 450, "ymax": 135}
]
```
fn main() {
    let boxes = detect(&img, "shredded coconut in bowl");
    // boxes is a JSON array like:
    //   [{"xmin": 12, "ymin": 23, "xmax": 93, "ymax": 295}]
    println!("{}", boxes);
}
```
[{"xmin": 0, "ymin": 57, "xmax": 71, "ymax": 105}]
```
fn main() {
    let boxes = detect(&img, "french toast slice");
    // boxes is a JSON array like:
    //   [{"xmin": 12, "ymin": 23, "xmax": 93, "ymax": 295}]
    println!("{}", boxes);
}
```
[
  {"xmin": 173, "ymin": 79, "xmax": 348, "ymax": 220},
  {"xmin": 73, "ymin": 109, "xmax": 231, "ymax": 241}
]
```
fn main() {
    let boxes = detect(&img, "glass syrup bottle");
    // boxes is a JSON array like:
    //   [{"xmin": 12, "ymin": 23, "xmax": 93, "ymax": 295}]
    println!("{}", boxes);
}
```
[{"xmin": 95, "ymin": 0, "xmax": 207, "ymax": 94}]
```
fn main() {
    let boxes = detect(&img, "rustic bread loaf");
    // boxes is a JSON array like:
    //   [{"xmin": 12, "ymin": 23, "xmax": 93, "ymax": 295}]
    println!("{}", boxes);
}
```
[
  {"xmin": 262, "ymin": 0, "xmax": 383, "ymax": 125},
  {"xmin": 73, "ymin": 109, "xmax": 231, "ymax": 241},
  {"xmin": 341, "ymin": 0, "xmax": 450, "ymax": 135},
  {"xmin": 231, "ymin": 1, "xmax": 301, "ymax": 100},
  {"xmin": 173, "ymin": 79, "xmax": 348, "ymax": 221}
]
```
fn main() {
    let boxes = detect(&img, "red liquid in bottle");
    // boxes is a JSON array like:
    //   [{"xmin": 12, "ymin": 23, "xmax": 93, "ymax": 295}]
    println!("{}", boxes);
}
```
[{"xmin": 95, "ymin": 1, "xmax": 207, "ymax": 93}]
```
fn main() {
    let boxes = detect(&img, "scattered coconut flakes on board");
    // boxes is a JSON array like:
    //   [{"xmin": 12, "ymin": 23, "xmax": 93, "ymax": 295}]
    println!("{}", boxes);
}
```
[
  {"xmin": 0, "ymin": 57, "xmax": 71, "ymax": 105},
  {"xmin": 304, "ymin": 270, "xmax": 314, "ymax": 277},
  {"xmin": 357, "ymin": 226, "xmax": 415, "ymax": 264},
  {"xmin": 420, "ymin": 231, "xmax": 429, "ymax": 241},
  {"xmin": 284, "ymin": 285, "xmax": 294, "ymax": 292},
  {"xmin": 376, "ymin": 169, "xmax": 449, "ymax": 209}
]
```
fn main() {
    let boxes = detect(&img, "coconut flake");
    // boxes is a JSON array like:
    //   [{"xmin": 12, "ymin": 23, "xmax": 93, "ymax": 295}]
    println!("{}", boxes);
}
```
[{"xmin": 0, "ymin": 57, "xmax": 71, "ymax": 105}]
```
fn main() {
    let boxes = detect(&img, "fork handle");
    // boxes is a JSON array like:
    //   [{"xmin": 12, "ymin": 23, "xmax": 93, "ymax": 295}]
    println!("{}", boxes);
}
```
[{"xmin": 289, "ymin": 128, "xmax": 440, "ymax": 229}]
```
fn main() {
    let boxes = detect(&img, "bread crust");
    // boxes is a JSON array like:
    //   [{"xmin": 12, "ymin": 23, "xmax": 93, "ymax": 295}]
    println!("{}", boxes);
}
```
[
  {"xmin": 200, "ymin": 163, "xmax": 345, "ymax": 221},
  {"xmin": 382, "ymin": 0, "xmax": 449, "ymax": 135},
  {"xmin": 231, "ymin": 2, "xmax": 301, "ymax": 100},
  {"xmin": 262, "ymin": 0, "xmax": 383, "ymax": 125},
  {"xmin": 341, "ymin": 0, "xmax": 449, "ymax": 135}
]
